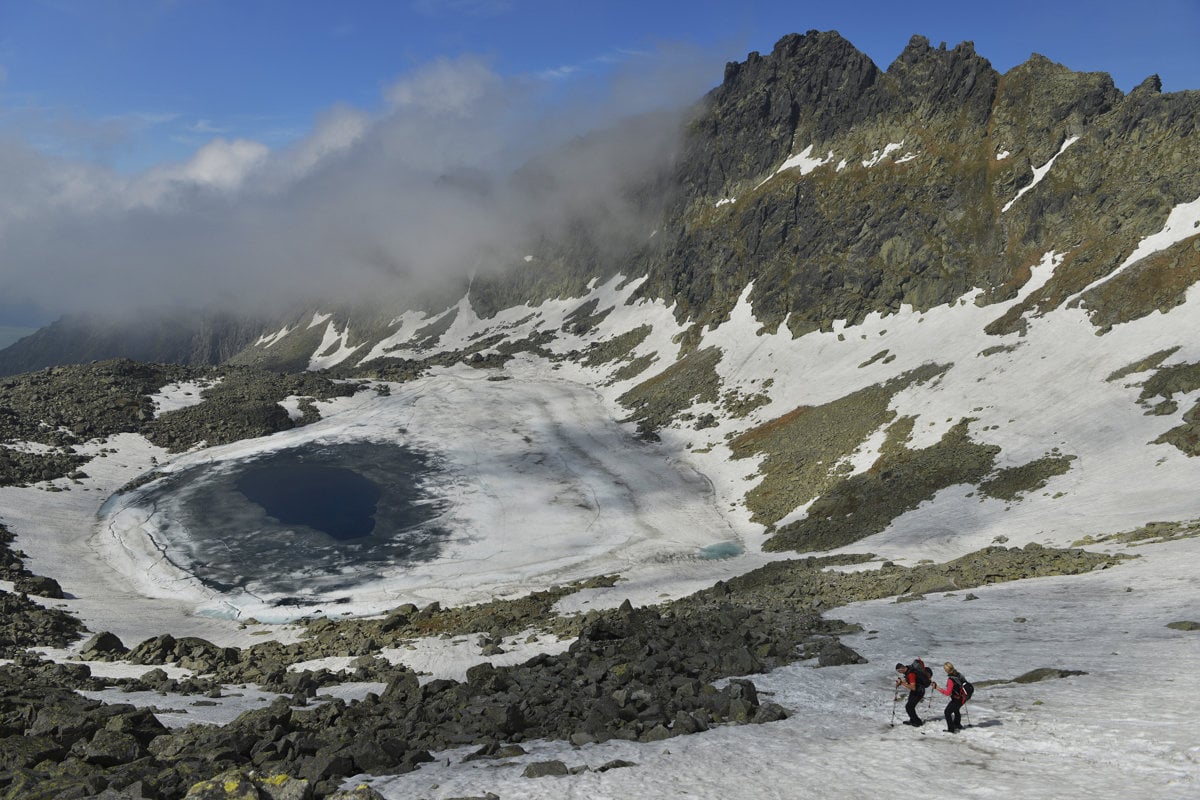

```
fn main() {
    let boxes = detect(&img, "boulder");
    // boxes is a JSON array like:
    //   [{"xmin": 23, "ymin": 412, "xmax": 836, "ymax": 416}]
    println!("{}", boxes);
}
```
[
  {"xmin": 14, "ymin": 574, "xmax": 64, "ymax": 598},
  {"xmin": 81, "ymin": 631, "xmax": 129, "ymax": 659},
  {"xmin": 522, "ymin": 760, "xmax": 569, "ymax": 778}
]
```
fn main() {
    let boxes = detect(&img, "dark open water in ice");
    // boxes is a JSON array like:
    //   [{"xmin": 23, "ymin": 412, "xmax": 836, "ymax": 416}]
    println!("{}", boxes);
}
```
[
  {"xmin": 235, "ymin": 461, "xmax": 382, "ymax": 540},
  {"xmin": 129, "ymin": 441, "xmax": 448, "ymax": 604}
]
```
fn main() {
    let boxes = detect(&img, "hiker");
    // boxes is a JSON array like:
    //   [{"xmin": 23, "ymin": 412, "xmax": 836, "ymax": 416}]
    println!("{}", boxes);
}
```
[
  {"xmin": 933, "ymin": 661, "xmax": 969, "ymax": 733},
  {"xmin": 894, "ymin": 660, "xmax": 929, "ymax": 726}
]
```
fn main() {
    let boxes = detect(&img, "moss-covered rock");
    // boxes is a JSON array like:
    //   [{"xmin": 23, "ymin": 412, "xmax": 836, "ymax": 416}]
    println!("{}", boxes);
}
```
[
  {"xmin": 732, "ymin": 364, "xmax": 950, "ymax": 528},
  {"xmin": 978, "ymin": 453, "xmax": 1076, "ymax": 501},
  {"xmin": 764, "ymin": 418, "xmax": 999, "ymax": 552},
  {"xmin": 618, "ymin": 346, "xmax": 723, "ymax": 436},
  {"xmin": 1072, "ymin": 518, "xmax": 1200, "ymax": 547}
]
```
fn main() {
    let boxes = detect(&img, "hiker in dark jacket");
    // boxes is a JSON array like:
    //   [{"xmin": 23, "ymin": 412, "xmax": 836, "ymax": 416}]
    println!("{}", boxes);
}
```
[
  {"xmin": 894, "ymin": 662, "xmax": 926, "ymax": 726},
  {"xmin": 933, "ymin": 661, "xmax": 966, "ymax": 733}
]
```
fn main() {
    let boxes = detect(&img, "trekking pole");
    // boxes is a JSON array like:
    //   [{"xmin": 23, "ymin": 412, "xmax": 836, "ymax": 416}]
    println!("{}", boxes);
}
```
[
  {"xmin": 890, "ymin": 685, "xmax": 899, "ymax": 727},
  {"xmin": 963, "ymin": 704, "xmax": 972, "ymax": 729}
]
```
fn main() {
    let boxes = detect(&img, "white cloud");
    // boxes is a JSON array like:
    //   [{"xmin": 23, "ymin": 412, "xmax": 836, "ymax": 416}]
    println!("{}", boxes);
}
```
[
  {"xmin": 0, "ymin": 47, "xmax": 720, "ymax": 319},
  {"xmin": 176, "ymin": 138, "xmax": 269, "ymax": 188},
  {"xmin": 410, "ymin": 0, "xmax": 512, "ymax": 17},
  {"xmin": 268, "ymin": 105, "xmax": 369, "ymax": 181},
  {"xmin": 538, "ymin": 65, "xmax": 581, "ymax": 81},
  {"xmin": 126, "ymin": 137, "xmax": 269, "ymax": 206},
  {"xmin": 187, "ymin": 118, "xmax": 229, "ymax": 134},
  {"xmin": 385, "ymin": 55, "xmax": 505, "ymax": 117}
]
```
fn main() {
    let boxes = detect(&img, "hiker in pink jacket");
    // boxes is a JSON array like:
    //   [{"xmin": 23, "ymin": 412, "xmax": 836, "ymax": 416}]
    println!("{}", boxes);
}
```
[{"xmin": 932, "ymin": 661, "xmax": 971, "ymax": 733}]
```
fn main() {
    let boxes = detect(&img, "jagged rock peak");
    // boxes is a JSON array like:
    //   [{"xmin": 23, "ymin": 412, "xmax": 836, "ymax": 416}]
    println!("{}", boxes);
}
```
[
  {"xmin": 887, "ymin": 33, "xmax": 989, "ymax": 79},
  {"xmin": 891, "ymin": 33, "xmax": 980, "ymax": 64},
  {"xmin": 991, "ymin": 53, "xmax": 1119, "ymax": 161},
  {"xmin": 685, "ymin": 30, "xmax": 881, "ymax": 197},
  {"xmin": 1134, "ymin": 74, "xmax": 1164, "ymax": 94},
  {"xmin": 1017, "ymin": 52, "xmax": 1059, "ymax": 69},
  {"xmin": 884, "ymin": 34, "xmax": 997, "ymax": 122},
  {"xmin": 1007, "ymin": 52, "xmax": 1108, "ymax": 83},
  {"xmin": 720, "ymin": 29, "xmax": 878, "ymax": 90},
  {"xmin": 1003, "ymin": 52, "xmax": 1119, "ymax": 99}
]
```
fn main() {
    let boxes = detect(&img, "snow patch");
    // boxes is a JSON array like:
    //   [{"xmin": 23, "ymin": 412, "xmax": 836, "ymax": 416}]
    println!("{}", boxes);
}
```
[
  {"xmin": 361, "ymin": 310, "xmax": 435, "ymax": 362},
  {"xmin": 862, "ymin": 142, "xmax": 905, "ymax": 168},
  {"xmin": 307, "ymin": 321, "xmax": 364, "ymax": 370},
  {"xmin": 151, "ymin": 380, "xmax": 215, "ymax": 418},
  {"xmin": 1018, "ymin": 250, "xmax": 1066, "ymax": 301},
  {"xmin": 254, "ymin": 324, "xmax": 293, "ymax": 348},
  {"xmin": 757, "ymin": 145, "xmax": 834, "ymax": 189},
  {"xmin": 278, "ymin": 396, "xmax": 306, "ymax": 421},
  {"xmin": 1003, "ymin": 136, "xmax": 1080, "ymax": 213}
]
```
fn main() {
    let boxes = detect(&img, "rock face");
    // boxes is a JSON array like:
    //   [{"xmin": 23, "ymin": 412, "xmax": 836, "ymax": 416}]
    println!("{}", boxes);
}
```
[{"xmin": 610, "ymin": 31, "xmax": 1199, "ymax": 342}]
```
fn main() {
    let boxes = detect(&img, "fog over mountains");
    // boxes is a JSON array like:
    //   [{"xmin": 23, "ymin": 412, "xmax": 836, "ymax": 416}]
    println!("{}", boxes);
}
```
[{"xmin": 1, "ymin": 30, "xmax": 1198, "ymax": 800}]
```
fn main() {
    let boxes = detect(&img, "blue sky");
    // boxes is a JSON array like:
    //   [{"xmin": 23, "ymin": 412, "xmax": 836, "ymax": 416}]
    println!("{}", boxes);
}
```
[
  {"xmin": 1, "ymin": 0, "xmax": 1197, "ymax": 172},
  {"xmin": 0, "ymin": 0, "xmax": 1197, "ymax": 328}
]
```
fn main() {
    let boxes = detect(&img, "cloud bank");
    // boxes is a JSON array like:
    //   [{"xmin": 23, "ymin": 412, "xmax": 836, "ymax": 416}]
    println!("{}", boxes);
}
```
[{"xmin": 0, "ymin": 48, "xmax": 717, "ymax": 321}]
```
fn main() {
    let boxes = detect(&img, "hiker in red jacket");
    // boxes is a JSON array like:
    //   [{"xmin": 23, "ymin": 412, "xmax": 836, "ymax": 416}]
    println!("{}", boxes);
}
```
[{"xmin": 894, "ymin": 661, "xmax": 929, "ymax": 726}]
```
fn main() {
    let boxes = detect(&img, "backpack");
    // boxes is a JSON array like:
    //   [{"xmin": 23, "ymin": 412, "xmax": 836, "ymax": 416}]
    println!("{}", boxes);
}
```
[
  {"xmin": 952, "ymin": 674, "xmax": 974, "ymax": 704},
  {"xmin": 910, "ymin": 659, "xmax": 932, "ymax": 689}
]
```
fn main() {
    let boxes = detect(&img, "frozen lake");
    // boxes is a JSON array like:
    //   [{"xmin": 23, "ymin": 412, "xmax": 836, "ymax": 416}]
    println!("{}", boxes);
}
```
[
  {"xmin": 84, "ymin": 365, "xmax": 742, "ymax": 623},
  {"xmin": 111, "ymin": 440, "xmax": 449, "ymax": 606}
]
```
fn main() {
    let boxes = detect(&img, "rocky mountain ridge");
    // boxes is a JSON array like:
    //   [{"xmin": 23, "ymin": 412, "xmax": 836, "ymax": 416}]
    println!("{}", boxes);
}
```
[{"xmin": 5, "ymin": 31, "xmax": 1199, "ymax": 375}]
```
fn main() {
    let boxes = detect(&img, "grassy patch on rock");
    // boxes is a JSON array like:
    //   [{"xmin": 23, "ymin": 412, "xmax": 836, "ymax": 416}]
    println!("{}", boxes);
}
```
[
  {"xmin": 1106, "ymin": 346, "xmax": 1181, "ymax": 383},
  {"xmin": 1072, "ymin": 518, "xmax": 1200, "ymax": 547},
  {"xmin": 764, "ymin": 418, "xmax": 999, "ymax": 552},
  {"xmin": 1153, "ymin": 400, "xmax": 1200, "ymax": 456},
  {"xmin": 978, "ymin": 453, "xmax": 1076, "ymax": 501},
  {"xmin": 561, "ymin": 298, "xmax": 614, "ymax": 335},
  {"xmin": 144, "ymin": 368, "xmax": 362, "ymax": 453},
  {"xmin": 721, "ymin": 387, "xmax": 771, "ymax": 418},
  {"xmin": 1079, "ymin": 236, "xmax": 1200, "ymax": 332},
  {"xmin": 580, "ymin": 324, "xmax": 652, "ymax": 369},
  {"xmin": 1120, "ymin": 358, "xmax": 1200, "ymax": 456},
  {"xmin": 1136, "ymin": 359, "xmax": 1200, "ymax": 403},
  {"xmin": 731, "ymin": 364, "xmax": 949, "ymax": 528},
  {"xmin": 618, "ymin": 346, "xmax": 723, "ymax": 435},
  {"xmin": 717, "ymin": 543, "xmax": 1124, "ymax": 609},
  {"xmin": 610, "ymin": 354, "xmax": 657, "ymax": 383}
]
